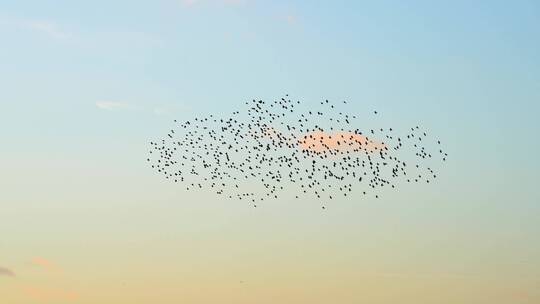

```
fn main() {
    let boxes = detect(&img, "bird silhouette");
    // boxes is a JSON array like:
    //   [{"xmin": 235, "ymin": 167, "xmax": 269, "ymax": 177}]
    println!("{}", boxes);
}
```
[{"xmin": 147, "ymin": 96, "xmax": 448, "ymax": 208}]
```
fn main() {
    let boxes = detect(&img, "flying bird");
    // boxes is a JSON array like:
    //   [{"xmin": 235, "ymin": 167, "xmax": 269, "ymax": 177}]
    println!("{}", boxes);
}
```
[{"xmin": 147, "ymin": 96, "xmax": 448, "ymax": 208}]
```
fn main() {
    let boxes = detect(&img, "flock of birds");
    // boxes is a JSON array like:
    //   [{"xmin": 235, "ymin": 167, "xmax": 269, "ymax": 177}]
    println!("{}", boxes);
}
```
[{"xmin": 147, "ymin": 96, "xmax": 447, "ymax": 209}]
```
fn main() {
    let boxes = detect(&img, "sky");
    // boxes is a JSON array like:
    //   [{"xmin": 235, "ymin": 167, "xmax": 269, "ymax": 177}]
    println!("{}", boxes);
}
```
[{"xmin": 1, "ymin": 0, "xmax": 539, "ymax": 303}]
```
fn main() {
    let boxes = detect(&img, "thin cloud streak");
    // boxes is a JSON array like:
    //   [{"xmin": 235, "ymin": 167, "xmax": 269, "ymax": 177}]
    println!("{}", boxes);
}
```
[
  {"xmin": 30, "ymin": 257, "xmax": 62, "ymax": 273},
  {"xmin": 95, "ymin": 101, "xmax": 135, "ymax": 111}
]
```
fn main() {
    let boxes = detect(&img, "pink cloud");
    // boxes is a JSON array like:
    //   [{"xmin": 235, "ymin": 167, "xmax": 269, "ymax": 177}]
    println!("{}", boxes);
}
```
[
  {"xmin": 30, "ymin": 257, "xmax": 62, "ymax": 273},
  {"xmin": 256, "ymin": 127, "xmax": 386, "ymax": 155},
  {"xmin": 298, "ymin": 131, "xmax": 387, "ymax": 155}
]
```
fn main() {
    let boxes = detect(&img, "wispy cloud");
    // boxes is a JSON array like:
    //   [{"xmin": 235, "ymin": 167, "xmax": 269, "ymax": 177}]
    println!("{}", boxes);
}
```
[
  {"xmin": 95, "ymin": 101, "xmax": 136, "ymax": 111},
  {"xmin": 30, "ymin": 257, "xmax": 62, "ymax": 273},
  {"xmin": 0, "ymin": 267, "xmax": 15, "ymax": 277}
]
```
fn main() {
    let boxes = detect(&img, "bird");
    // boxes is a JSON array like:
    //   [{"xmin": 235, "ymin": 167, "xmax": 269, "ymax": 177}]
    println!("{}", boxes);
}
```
[{"xmin": 147, "ymin": 96, "xmax": 447, "ymax": 209}]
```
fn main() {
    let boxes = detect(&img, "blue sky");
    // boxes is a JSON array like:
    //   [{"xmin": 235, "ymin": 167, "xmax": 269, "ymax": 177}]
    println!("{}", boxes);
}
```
[{"xmin": 0, "ymin": 1, "xmax": 539, "ymax": 303}]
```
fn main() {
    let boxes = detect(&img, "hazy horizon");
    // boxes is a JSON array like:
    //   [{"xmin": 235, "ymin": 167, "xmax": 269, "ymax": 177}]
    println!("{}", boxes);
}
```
[{"xmin": 1, "ymin": 1, "xmax": 539, "ymax": 303}]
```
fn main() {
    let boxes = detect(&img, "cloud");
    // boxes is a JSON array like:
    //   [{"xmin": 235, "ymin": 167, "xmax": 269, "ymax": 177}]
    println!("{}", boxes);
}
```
[
  {"xmin": 95, "ymin": 101, "xmax": 135, "ymax": 111},
  {"xmin": 298, "ymin": 131, "xmax": 387, "ymax": 154},
  {"xmin": 30, "ymin": 257, "xmax": 62, "ymax": 273},
  {"xmin": 0, "ymin": 267, "xmax": 15, "ymax": 277},
  {"xmin": 256, "ymin": 128, "xmax": 386, "ymax": 155}
]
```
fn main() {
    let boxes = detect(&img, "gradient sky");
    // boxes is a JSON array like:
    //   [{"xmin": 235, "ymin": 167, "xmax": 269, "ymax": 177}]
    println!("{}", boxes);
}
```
[{"xmin": 1, "ymin": 1, "xmax": 539, "ymax": 303}]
